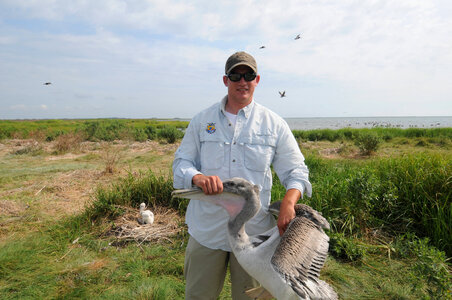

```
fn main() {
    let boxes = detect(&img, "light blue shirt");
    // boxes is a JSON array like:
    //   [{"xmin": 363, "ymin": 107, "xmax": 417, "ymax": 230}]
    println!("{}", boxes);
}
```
[{"xmin": 172, "ymin": 96, "xmax": 312, "ymax": 251}]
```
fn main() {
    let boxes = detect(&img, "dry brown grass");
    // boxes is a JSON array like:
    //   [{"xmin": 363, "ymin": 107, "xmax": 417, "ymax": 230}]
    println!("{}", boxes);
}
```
[
  {"xmin": 53, "ymin": 132, "xmax": 84, "ymax": 154},
  {"xmin": 10, "ymin": 139, "xmax": 43, "ymax": 155},
  {"xmin": 100, "ymin": 142, "xmax": 125, "ymax": 174},
  {"xmin": 33, "ymin": 169, "xmax": 105, "ymax": 217},
  {"xmin": 0, "ymin": 200, "xmax": 29, "ymax": 216},
  {"xmin": 28, "ymin": 129, "xmax": 48, "ymax": 142}
]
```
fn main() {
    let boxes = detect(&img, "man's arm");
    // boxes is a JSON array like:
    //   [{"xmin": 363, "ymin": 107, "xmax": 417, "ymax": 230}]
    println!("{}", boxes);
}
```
[
  {"xmin": 172, "ymin": 121, "xmax": 203, "ymax": 189},
  {"xmin": 272, "ymin": 122, "xmax": 312, "ymax": 236},
  {"xmin": 277, "ymin": 189, "xmax": 301, "ymax": 236}
]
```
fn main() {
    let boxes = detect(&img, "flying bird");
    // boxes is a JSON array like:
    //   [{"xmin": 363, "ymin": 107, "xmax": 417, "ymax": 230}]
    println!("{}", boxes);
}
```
[
  {"xmin": 43, "ymin": 82, "xmax": 52, "ymax": 85},
  {"xmin": 172, "ymin": 177, "xmax": 337, "ymax": 300},
  {"xmin": 260, "ymin": 45, "xmax": 266, "ymax": 49},
  {"xmin": 295, "ymin": 34, "xmax": 301, "ymax": 40},
  {"xmin": 139, "ymin": 203, "xmax": 154, "ymax": 225},
  {"xmin": 279, "ymin": 91, "xmax": 286, "ymax": 98}
]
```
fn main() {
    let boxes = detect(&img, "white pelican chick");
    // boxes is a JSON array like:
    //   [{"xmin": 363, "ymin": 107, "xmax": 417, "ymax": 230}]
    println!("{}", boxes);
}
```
[
  {"xmin": 139, "ymin": 203, "xmax": 154, "ymax": 225},
  {"xmin": 172, "ymin": 177, "xmax": 337, "ymax": 300}
]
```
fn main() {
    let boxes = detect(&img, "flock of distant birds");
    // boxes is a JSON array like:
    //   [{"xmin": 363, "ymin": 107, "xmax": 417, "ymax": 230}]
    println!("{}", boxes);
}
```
[
  {"xmin": 43, "ymin": 33, "xmax": 302, "ymax": 99},
  {"xmin": 344, "ymin": 121, "xmax": 443, "ymax": 128}
]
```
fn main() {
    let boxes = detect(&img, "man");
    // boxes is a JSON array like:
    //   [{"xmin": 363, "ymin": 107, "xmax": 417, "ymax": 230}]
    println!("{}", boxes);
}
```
[{"xmin": 172, "ymin": 51, "xmax": 312, "ymax": 299}]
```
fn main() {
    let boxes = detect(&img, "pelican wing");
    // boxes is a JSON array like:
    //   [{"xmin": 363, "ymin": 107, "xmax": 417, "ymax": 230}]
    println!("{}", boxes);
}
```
[{"xmin": 270, "ymin": 216, "xmax": 331, "ymax": 299}]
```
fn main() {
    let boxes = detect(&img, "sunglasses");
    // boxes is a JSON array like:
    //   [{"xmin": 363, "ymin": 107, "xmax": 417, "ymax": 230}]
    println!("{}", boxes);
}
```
[{"xmin": 227, "ymin": 72, "xmax": 257, "ymax": 82}]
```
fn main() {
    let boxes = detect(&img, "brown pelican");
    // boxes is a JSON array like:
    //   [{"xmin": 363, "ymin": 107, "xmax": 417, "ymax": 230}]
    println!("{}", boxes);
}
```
[
  {"xmin": 279, "ymin": 91, "xmax": 286, "ymax": 98},
  {"xmin": 172, "ymin": 177, "xmax": 337, "ymax": 299}
]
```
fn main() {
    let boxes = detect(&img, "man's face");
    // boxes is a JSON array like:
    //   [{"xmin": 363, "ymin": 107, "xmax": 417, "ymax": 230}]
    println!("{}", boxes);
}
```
[{"xmin": 223, "ymin": 65, "xmax": 260, "ymax": 105}]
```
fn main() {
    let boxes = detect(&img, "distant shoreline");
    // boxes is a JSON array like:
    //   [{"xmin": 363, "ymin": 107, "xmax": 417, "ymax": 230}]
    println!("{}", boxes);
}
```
[
  {"xmin": 285, "ymin": 116, "xmax": 452, "ymax": 130},
  {"xmin": 1, "ymin": 116, "xmax": 451, "ymax": 131}
]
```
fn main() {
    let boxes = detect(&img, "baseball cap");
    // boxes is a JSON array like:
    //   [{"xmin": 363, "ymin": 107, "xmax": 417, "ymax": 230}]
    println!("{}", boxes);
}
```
[{"xmin": 225, "ymin": 51, "xmax": 257, "ymax": 75}]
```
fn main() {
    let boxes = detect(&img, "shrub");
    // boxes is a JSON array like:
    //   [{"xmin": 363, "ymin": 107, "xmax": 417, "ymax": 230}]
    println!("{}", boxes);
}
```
[
  {"xmin": 82, "ymin": 120, "xmax": 126, "ymax": 141},
  {"xmin": 329, "ymin": 232, "xmax": 366, "ymax": 262},
  {"xmin": 354, "ymin": 132, "xmax": 381, "ymax": 155},
  {"xmin": 392, "ymin": 233, "xmax": 451, "ymax": 299},
  {"xmin": 133, "ymin": 128, "xmax": 148, "ymax": 142},
  {"xmin": 144, "ymin": 125, "xmax": 158, "ymax": 140},
  {"xmin": 53, "ymin": 132, "xmax": 84, "ymax": 154},
  {"xmin": 158, "ymin": 126, "xmax": 183, "ymax": 144},
  {"xmin": 28, "ymin": 130, "xmax": 48, "ymax": 142},
  {"xmin": 100, "ymin": 142, "xmax": 124, "ymax": 174}
]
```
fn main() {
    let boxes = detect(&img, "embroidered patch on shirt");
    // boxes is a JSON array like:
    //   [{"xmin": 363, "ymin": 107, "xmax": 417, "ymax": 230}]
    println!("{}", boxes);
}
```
[{"xmin": 206, "ymin": 123, "xmax": 216, "ymax": 134}]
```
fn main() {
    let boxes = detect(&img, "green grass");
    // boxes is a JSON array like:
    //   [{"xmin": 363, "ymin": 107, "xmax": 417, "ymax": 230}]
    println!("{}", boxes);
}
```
[
  {"xmin": 0, "ymin": 119, "xmax": 189, "ymax": 143},
  {"xmin": 0, "ymin": 216, "xmax": 186, "ymax": 299},
  {"xmin": 83, "ymin": 165, "xmax": 450, "ymax": 299},
  {"xmin": 1, "ymin": 208, "xmax": 449, "ymax": 299},
  {"xmin": 301, "ymin": 153, "xmax": 451, "ymax": 256},
  {"xmin": 293, "ymin": 127, "xmax": 452, "ymax": 142},
  {"xmin": 86, "ymin": 171, "xmax": 180, "ymax": 221},
  {"xmin": 1, "ymin": 129, "xmax": 451, "ymax": 299}
]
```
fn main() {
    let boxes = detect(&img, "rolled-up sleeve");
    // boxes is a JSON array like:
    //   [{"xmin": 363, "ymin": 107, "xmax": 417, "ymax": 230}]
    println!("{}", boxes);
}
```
[
  {"xmin": 172, "ymin": 121, "xmax": 202, "ymax": 189},
  {"xmin": 272, "ymin": 123, "xmax": 312, "ymax": 198}
]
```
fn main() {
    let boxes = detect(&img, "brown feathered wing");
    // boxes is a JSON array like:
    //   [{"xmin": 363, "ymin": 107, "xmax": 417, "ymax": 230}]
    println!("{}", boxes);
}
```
[{"xmin": 270, "ymin": 205, "xmax": 337, "ymax": 299}]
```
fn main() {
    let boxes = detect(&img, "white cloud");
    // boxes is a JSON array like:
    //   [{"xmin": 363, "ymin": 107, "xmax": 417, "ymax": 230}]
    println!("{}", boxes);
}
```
[{"xmin": 0, "ymin": 0, "xmax": 451, "ymax": 118}]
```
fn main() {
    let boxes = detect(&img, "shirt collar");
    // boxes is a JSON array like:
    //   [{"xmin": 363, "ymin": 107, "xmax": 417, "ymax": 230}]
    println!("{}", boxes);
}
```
[{"xmin": 220, "ymin": 95, "xmax": 254, "ymax": 119}]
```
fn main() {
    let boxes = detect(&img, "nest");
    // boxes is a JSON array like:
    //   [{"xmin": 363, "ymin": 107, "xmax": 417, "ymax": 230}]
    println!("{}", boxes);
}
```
[{"xmin": 108, "ymin": 205, "xmax": 184, "ymax": 246}]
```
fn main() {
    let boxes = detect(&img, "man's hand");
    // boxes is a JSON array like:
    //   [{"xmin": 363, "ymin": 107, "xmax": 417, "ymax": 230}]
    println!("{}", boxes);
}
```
[
  {"xmin": 277, "ymin": 189, "xmax": 301, "ymax": 236},
  {"xmin": 192, "ymin": 174, "xmax": 223, "ymax": 195}
]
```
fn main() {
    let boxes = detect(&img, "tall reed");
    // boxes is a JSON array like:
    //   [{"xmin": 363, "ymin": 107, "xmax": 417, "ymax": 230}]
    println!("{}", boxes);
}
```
[
  {"xmin": 292, "ymin": 127, "xmax": 452, "ymax": 142},
  {"xmin": 301, "ymin": 154, "xmax": 451, "ymax": 256}
]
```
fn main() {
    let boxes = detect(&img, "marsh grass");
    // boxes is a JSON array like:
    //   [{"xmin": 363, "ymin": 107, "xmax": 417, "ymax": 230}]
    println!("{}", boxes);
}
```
[
  {"xmin": 0, "ymin": 119, "xmax": 189, "ymax": 142},
  {"xmin": 293, "ymin": 127, "xmax": 452, "ymax": 142},
  {"xmin": 304, "ymin": 153, "xmax": 451, "ymax": 256},
  {"xmin": 0, "ymin": 214, "xmax": 186, "ymax": 299},
  {"xmin": 86, "ymin": 170, "xmax": 179, "ymax": 221},
  {"xmin": 1, "ymin": 129, "xmax": 451, "ymax": 299}
]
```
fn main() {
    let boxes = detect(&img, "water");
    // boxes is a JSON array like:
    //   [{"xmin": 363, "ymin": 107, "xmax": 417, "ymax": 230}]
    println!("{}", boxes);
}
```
[{"xmin": 284, "ymin": 116, "xmax": 452, "ymax": 130}]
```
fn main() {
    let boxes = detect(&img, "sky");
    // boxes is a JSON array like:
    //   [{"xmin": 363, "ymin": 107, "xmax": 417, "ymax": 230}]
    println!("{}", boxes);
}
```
[{"xmin": 1, "ymin": 0, "xmax": 451, "ymax": 119}]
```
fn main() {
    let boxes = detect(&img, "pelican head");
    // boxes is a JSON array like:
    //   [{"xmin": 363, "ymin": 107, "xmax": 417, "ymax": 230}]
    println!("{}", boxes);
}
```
[
  {"xmin": 140, "ymin": 203, "xmax": 146, "ymax": 211},
  {"xmin": 172, "ymin": 177, "xmax": 260, "ymax": 227}
]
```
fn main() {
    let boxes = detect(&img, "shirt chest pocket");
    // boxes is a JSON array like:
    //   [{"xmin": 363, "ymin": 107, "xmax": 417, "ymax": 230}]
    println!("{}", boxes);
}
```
[
  {"xmin": 200, "ymin": 136, "xmax": 225, "ymax": 170},
  {"xmin": 243, "ymin": 134, "xmax": 277, "ymax": 172}
]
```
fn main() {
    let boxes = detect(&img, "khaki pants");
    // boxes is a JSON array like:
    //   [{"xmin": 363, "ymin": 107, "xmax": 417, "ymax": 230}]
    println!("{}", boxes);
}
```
[{"xmin": 184, "ymin": 235, "xmax": 259, "ymax": 300}]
